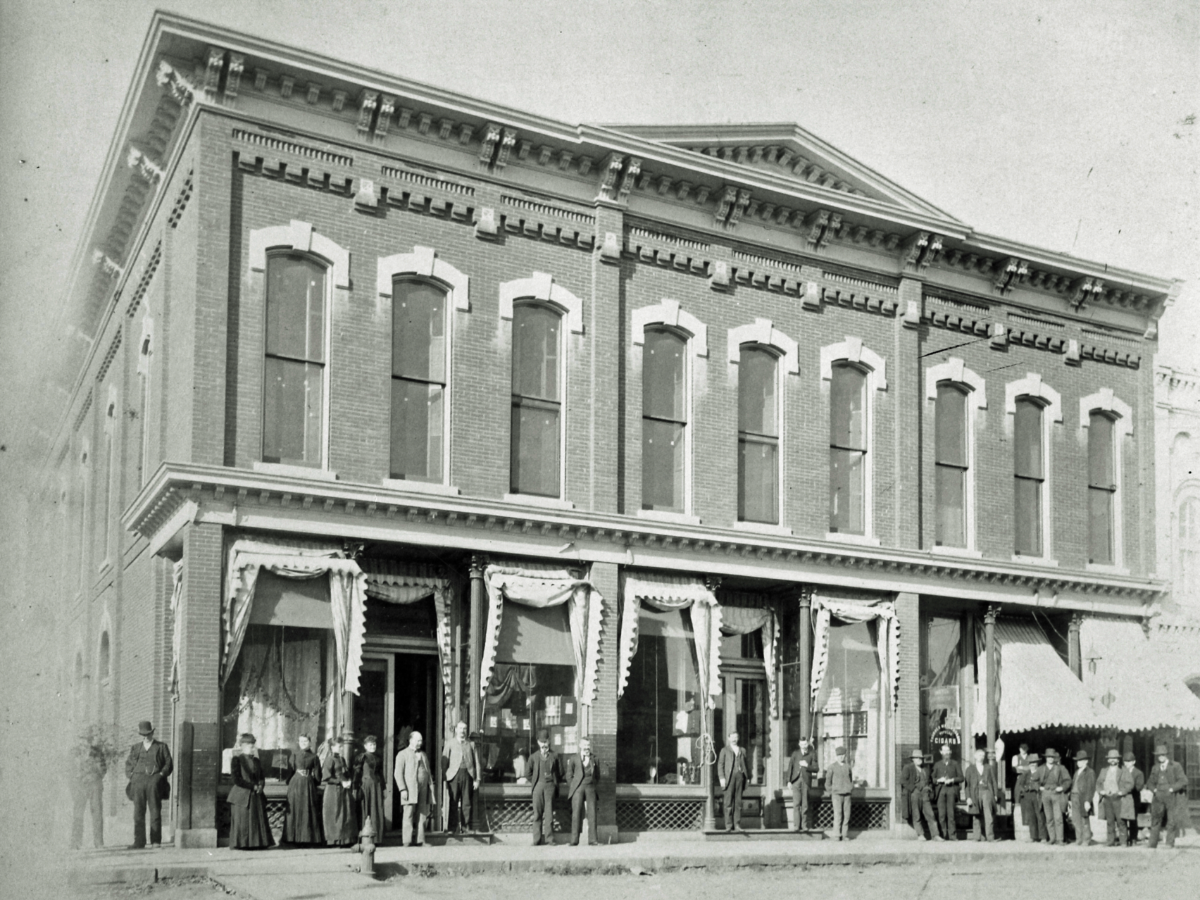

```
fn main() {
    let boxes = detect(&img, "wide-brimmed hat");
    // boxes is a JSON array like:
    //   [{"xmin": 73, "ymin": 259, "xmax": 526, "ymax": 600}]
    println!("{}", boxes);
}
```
[
  {"xmin": 1045, "ymin": 748, "xmax": 1060, "ymax": 760},
  {"xmin": 1123, "ymin": 751, "xmax": 1136, "ymax": 762},
  {"xmin": 1154, "ymin": 744, "xmax": 1169, "ymax": 756},
  {"xmin": 835, "ymin": 746, "xmax": 847, "ymax": 756},
  {"xmin": 1106, "ymin": 749, "xmax": 1121, "ymax": 761},
  {"xmin": 238, "ymin": 733, "xmax": 256, "ymax": 745},
  {"xmin": 136, "ymin": 721, "xmax": 154, "ymax": 736},
  {"xmin": 1075, "ymin": 750, "xmax": 1089, "ymax": 761},
  {"xmin": 1026, "ymin": 753, "xmax": 1040, "ymax": 762},
  {"xmin": 911, "ymin": 749, "xmax": 925, "ymax": 760}
]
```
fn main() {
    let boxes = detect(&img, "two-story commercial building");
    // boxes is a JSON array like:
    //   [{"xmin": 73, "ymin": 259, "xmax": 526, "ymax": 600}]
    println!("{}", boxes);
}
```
[{"xmin": 37, "ymin": 13, "xmax": 1198, "ymax": 847}]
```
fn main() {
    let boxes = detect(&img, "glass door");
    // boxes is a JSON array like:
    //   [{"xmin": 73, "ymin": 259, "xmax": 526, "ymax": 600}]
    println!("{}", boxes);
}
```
[{"xmin": 735, "ymin": 677, "xmax": 768, "ymax": 786}]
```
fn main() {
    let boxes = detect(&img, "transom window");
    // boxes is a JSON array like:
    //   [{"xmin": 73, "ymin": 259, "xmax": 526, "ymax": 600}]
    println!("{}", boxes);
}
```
[
  {"xmin": 829, "ymin": 363, "xmax": 867, "ymax": 535},
  {"xmin": 738, "ymin": 346, "xmax": 779, "ymax": 525},
  {"xmin": 1087, "ymin": 412, "xmax": 1117, "ymax": 564},
  {"xmin": 935, "ymin": 383, "xmax": 968, "ymax": 547},
  {"xmin": 390, "ymin": 279, "xmax": 447, "ymax": 482},
  {"xmin": 511, "ymin": 303, "xmax": 562, "ymax": 497},
  {"xmin": 1013, "ymin": 397, "xmax": 1045, "ymax": 556},
  {"xmin": 263, "ymin": 254, "xmax": 326, "ymax": 466},
  {"xmin": 642, "ymin": 328, "xmax": 687, "ymax": 513}
]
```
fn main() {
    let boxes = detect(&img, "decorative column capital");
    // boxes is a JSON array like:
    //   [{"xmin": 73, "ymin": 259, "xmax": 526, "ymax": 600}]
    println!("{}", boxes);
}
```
[
  {"xmin": 984, "ymin": 604, "xmax": 1000, "ymax": 625},
  {"xmin": 1068, "ymin": 612, "xmax": 1084, "ymax": 629},
  {"xmin": 468, "ymin": 555, "xmax": 488, "ymax": 578},
  {"xmin": 703, "ymin": 575, "xmax": 723, "ymax": 594},
  {"xmin": 798, "ymin": 587, "xmax": 813, "ymax": 608}
]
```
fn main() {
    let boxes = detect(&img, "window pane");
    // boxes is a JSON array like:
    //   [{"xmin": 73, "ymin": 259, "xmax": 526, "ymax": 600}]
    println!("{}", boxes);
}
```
[
  {"xmin": 919, "ymin": 615, "xmax": 962, "ymax": 749},
  {"xmin": 511, "ymin": 401, "xmax": 560, "ymax": 496},
  {"xmin": 1014, "ymin": 476, "xmax": 1042, "ymax": 556},
  {"xmin": 392, "ymin": 280, "xmax": 446, "ymax": 382},
  {"xmin": 1088, "ymin": 413, "xmax": 1114, "ymax": 489},
  {"xmin": 935, "ymin": 464, "xmax": 966, "ymax": 547},
  {"xmin": 738, "ymin": 438, "xmax": 778, "ymax": 523},
  {"xmin": 830, "ymin": 364, "xmax": 866, "ymax": 450},
  {"xmin": 935, "ymin": 384, "xmax": 967, "ymax": 467},
  {"xmin": 478, "ymin": 664, "xmax": 578, "ymax": 781},
  {"xmin": 616, "ymin": 607, "xmax": 703, "ymax": 785},
  {"xmin": 390, "ymin": 379, "xmax": 444, "ymax": 481},
  {"xmin": 816, "ymin": 620, "xmax": 888, "ymax": 788},
  {"xmin": 643, "ymin": 329, "xmax": 686, "ymax": 422},
  {"xmin": 266, "ymin": 255, "xmax": 325, "ymax": 361},
  {"xmin": 642, "ymin": 418, "xmax": 685, "ymax": 512},
  {"xmin": 739, "ymin": 348, "xmax": 778, "ymax": 436},
  {"xmin": 829, "ymin": 447, "xmax": 865, "ymax": 534},
  {"xmin": 1089, "ymin": 487, "xmax": 1113, "ymax": 564},
  {"xmin": 263, "ymin": 357, "xmax": 323, "ymax": 465},
  {"xmin": 1013, "ymin": 399, "xmax": 1043, "ymax": 479},
  {"xmin": 512, "ymin": 305, "xmax": 560, "ymax": 401}
]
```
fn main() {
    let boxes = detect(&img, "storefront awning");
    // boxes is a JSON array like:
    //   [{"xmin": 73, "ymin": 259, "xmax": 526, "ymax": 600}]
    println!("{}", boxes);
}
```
[
  {"xmin": 974, "ymin": 619, "xmax": 1097, "ymax": 734},
  {"xmin": 1081, "ymin": 617, "xmax": 1200, "ymax": 732}
]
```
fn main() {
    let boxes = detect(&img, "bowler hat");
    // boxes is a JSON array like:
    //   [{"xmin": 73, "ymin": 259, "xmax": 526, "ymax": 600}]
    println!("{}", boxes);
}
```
[
  {"xmin": 1122, "ymin": 751, "xmax": 1135, "ymax": 762},
  {"xmin": 1045, "ymin": 748, "xmax": 1060, "ymax": 760},
  {"xmin": 238, "ymin": 733, "xmax": 256, "ymax": 745},
  {"xmin": 1075, "ymin": 750, "xmax": 1088, "ymax": 761},
  {"xmin": 537, "ymin": 728, "xmax": 550, "ymax": 741},
  {"xmin": 1154, "ymin": 744, "xmax": 1169, "ymax": 756},
  {"xmin": 137, "ymin": 721, "xmax": 154, "ymax": 736},
  {"xmin": 835, "ymin": 746, "xmax": 847, "ymax": 756},
  {"xmin": 1026, "ymin": 753, "xmax": 1040, "ymax": 762},
  {"xmin": 1106, "ymin": 749, "xmax": 1121, "ymax": 761},
  {"xmin": 911, "ymin": 749, "xmax": 924, "ymax": 760}
]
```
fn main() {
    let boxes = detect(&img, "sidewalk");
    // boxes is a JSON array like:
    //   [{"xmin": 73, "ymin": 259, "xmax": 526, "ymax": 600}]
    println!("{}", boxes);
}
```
[{"xmin": 70, "ymin": 828, "xmax": 1199, "ymax": 889}]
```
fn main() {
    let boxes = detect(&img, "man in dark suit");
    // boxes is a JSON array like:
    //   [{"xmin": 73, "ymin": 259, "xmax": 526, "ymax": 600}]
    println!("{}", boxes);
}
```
[
  {"xmin": 900, "ymin": 749, "xmax": 940, "ymax": 841},
  {"xmin": 1015, "ymin": 753, "xmax": 1046, "ymax": 842},
  {"xmin": 528, "ymin": 729, "xmax": 561, "ymax": 846},
  {"xmin": 931, "ymin": 743, "xmax": 963, "ymax": 841},
  {"xmin": 124, "ymin": 720, "xmax": 173, "ymax": 849},
  {"xmin": 1096, "ymin": 748, "xmax": 1132, "ymax": 847},
  {"xmin": 1070, "ymin": 750, "xmax": 1097, "ymax": 845},
  {"xmin": 1037, "ymin": 748, "xmax": 1072, "ymax": 844},
  {"xmin": 1146, "ymin": 743, "xmax": 1189, "ymax": 849},
  {"xmin": 786, "ymin": 738, "xmax": 817, "ymax": 832},
  {"xmin": 717, "ymin": 731, "xmax": 750, "ymax": 833},
  {"xmin": 566, "ymin": 737, "xmax": 600, "ymax": 846},
  {"xmin": 964, "ymin": 748, "xmax": 998, "ymax": 841},
  {"xmin": 1121, "ymin": 751, "xmax": 1145, "ymax": 846}
]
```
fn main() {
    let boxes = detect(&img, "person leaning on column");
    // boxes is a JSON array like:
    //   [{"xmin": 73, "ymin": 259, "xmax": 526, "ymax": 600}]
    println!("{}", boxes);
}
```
[
  {"xmin": 124, "ymin": 721, "xmax": 173, "ymax": 849},
  {"xmin": 442, "ymin": 721, "xmax": 481, "ymax": 834},
  {"xmin": 931, "ymin": 743, "xmax": 963, "ymax": 842}
]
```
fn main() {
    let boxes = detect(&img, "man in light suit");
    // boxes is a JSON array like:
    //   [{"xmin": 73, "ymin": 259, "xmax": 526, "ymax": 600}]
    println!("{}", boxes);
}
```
[
  {"xmin": 442, "ymin": 721, "xmax": 481, "ymax": 833},
  {"xmin": 566, "ymin": 737, "xmax": 600, "ymax": 846},
  {"xmin": 717, "ymin": 731, "xmax": 750, "ymax": 833},
  {"xmin": 394, "ymin": 730, "xmax": 432, "ymax": 847},
  {"xmin": 528, "ymin": 729, "xmax": 561, "ymax": 845}
]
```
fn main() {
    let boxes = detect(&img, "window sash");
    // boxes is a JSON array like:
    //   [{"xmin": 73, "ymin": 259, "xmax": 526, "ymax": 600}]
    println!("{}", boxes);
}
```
[
  {"xmin": 830, "ymin": 364, "xmax": 866, "ymax": 451},
  {"xmin": 512, "ymin": 305, "xmax": 561, "ymax": 402},
  {"xmin": 642, "ymin": 418, "xmax": 685, "ymax": 512},
  {"xmin": 1014, "ymin": 475, "xmax": 1043, "ymax": 556},
  {"xmin": 642, "ymin": 329, "xmax": 686, "ymax": 422},
  {"xmin": 739, "ymin": 347, "xmax": 778, "ymax": 438},
  {"xmin": 265, "ymin": 255, "xmax": 326, "ymax": 363},
  {"xmin": 263, "ymin": 357, "xmax": 324, "ymax": 465},
  {"xmin": 935, "ymin": 384, "xmax": 968, "ymax": 467},
  {"xmin": 510, "ymin": 398, "xmax": 561, "ymax": 497},
  {"xmin": 829, "ymin": 447, "xmax": 865, "ymax": 534},
  {"xmin": 1089, "ymin": 486, "xmax": 1114, "ymax": 564},
  {"xmin": 392, "ymin": 279, "xmax": 447, "ymax": 382},
  {"xmin": 935, "ymin": 463, "xmax": 967, "ymax": 547},
  {"xmin": 739, "ymin": 435, "xmax": 779, "ymax": 524},
  {"xmin": 390, "ymin": 377, "xmax": 444, "ymax": 482},
  {"xmin": 1013, "ymin": 399, "xmax": 1043, "ymax": 479},
  {"xmin": 1087, "ymin": 413, "xmax": 1115, "ymax": 489}
]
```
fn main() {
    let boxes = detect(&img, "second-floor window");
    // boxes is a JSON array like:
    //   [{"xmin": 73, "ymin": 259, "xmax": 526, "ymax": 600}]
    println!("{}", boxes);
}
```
[
  {"xmin": 1087, "ymin": 411, "xmax": 1116, "ymax": 565},
  {"xmin": 1013, "ymin": 397, "xmax": 1045, "ymax": 556},
  {"xmin": 642, "ymin": 328, "xmax": 687, "ymax": 512},
  {"xmin": 511, "ymin": 303, "xmax": 562, "ymax": 497},
  {"xmin": 738, "ymin": 346, "xmax": 779, "ymax": 524},
  {"xmin": 263, "ymin": 255, "xmax": 326, "ymax": 466},
  {"xmin": 391, "ymin": 279, "xmax": 447, "ymax": 482},
  {"xmin": 829, "ymin": 363, "xmax": 867, "ymax": 534},
  {"xmin": 935, "ymin": 383, "xmax": 968, "ymax": 547}
]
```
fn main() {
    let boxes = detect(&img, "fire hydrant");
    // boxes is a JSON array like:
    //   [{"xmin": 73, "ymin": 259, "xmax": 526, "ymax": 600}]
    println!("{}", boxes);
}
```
[{"xmin": 359, "ymin": 815, "xmax": 376, "ymax": 877}]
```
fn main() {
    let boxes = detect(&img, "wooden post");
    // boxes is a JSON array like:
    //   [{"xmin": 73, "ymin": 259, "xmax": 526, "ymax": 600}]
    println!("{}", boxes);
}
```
[
  {"xmin": 798, "ymin": 588, "xmax": 813, "ymax": 741},
  {"xmin": 984, "ymin": 605, "xmax": 998, "ymax": 756},
  {"xmin": 468, "ymin": 555, "xmax": 487, "ymax": 734}
]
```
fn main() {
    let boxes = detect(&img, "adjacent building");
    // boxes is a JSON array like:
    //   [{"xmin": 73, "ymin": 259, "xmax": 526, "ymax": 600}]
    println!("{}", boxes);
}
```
[{"xmin": 36, "ymin": 13, "xmax": 1198, "ymax": 847}]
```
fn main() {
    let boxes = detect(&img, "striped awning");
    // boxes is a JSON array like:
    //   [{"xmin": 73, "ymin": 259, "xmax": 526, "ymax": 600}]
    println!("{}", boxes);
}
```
[{"xmin": 1081, "ymin": 617, "xmax": 1200, "ymax": 732}]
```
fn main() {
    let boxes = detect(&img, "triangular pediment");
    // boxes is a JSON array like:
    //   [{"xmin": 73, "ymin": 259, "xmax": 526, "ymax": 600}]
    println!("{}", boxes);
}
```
[{"xmin": 603, "ymin": 123, "xmax": 962, "ymax": 222}]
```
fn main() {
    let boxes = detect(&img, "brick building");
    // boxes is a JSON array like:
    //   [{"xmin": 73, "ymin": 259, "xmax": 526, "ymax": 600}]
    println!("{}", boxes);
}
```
[{"xmin": 36, "ymin": 14, "xmax": 1196, "ymax": 848}]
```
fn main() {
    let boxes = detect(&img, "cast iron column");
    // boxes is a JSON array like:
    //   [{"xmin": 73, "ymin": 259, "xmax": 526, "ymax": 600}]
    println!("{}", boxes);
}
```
[
  {"xmin": 468, "ymin": 555, "xmax": 487, "ymax": 734},
  {"xmin": 799, "ymin": 588, "xmax": 813, "ymax": 741},
  {"xmin": 702, "ymin": 575, "xmax": 723, "ymax": 832},
  {"xmin": 984, "ymin": 605, "xmax": 998, "ymax": 754},
  {"xmin": 1068, "ymin": 613, "xmax": 1083, "ymax": 680}
]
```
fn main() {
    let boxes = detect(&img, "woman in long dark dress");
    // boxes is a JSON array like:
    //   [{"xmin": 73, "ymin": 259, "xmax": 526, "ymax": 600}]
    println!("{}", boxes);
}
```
[
  {"xmin": 229, "ymin": 733, "xmax": 274, "ymax": 849},
  {"xmin": 356, "ymin": 735, "xmax": 386, "ymax": 842},
  {"xmin": 321, "ymin": 736, "xmax": 358, "ymax": 846},
  {"xmin": 282, "ymin": 734, "xmax": 324, "ymax": 845}
]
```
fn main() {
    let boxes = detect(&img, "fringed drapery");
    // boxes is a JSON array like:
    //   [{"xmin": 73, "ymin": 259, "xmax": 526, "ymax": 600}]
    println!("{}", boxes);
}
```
[
  {"xmin": 360, "ymin": 559, "xmax": 455, "ymax": 691},
  {"xmin": 169, "ymin": 560, "xmax": 183, "ymax": 699},
  {"xmin": 720, "ymin": 605, "xmax": 779, "ymax": 718},
  {"xmin": 810, "ymin": 596, "xmax": 899, "ymax": 711}
]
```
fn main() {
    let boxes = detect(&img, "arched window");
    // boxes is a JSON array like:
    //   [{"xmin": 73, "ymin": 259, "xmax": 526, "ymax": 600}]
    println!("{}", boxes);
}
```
[
  {"xmin": 390, "ymin": 279, "xmax": 448, "ymax": 482},
  {"xmin": 263, "ymin": 254, "xmax": 327, "ymax": 466},
  {"xmin": 738, "ymin": 346, "xmax": 779, "ymax": 524},
  {"xmin": 1180, "ymin": 498, "xmax": 1200, "ymax": 598},
  {"xmin": 935, "ymin": 383, "xmax": 969, "ymax": 548},
  {"xmin": 511, "ymin": 303, "xmax": 563, "ymax": 498},
  {"xmin": 1013, "ymin": 397, "xmax": 1045, "ymax": 557},
  {"xmin": 1087, "ymin": 412, "xmax": 1117, "ymax": 565},
  {"xmin": 642, "ymin": 328, "xmax": 687, "ymax": 513},
  {"xmin": 829, "ymin": 362, "xmax": 868, "ymax": 535}
]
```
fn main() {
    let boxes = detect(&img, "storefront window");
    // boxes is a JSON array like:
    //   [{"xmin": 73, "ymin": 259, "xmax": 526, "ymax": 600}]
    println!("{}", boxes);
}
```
[
  {"xmin": 780, "ymin": 601, "xmax": 805, "ymax": 751},
  {"xmin": 617, "ymin": 607, "xmax": 704, "ymax": 785},
  {"xmin": 815, "ymin": 619, "xmax": 887, "ymax": 787},
  {"xmin": 919, "ymin": 615, "xmax": 962, "ymax": 750}
]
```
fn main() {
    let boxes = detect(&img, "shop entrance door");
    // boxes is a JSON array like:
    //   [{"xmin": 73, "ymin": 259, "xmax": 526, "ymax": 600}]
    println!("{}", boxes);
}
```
[
  {"xmin": 715, "ymin": 672, "xmax": 769, "ymax": 827},
  {"xmin": 353, "ymin": 649, "xmax": 442, "ymax": 833}
]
